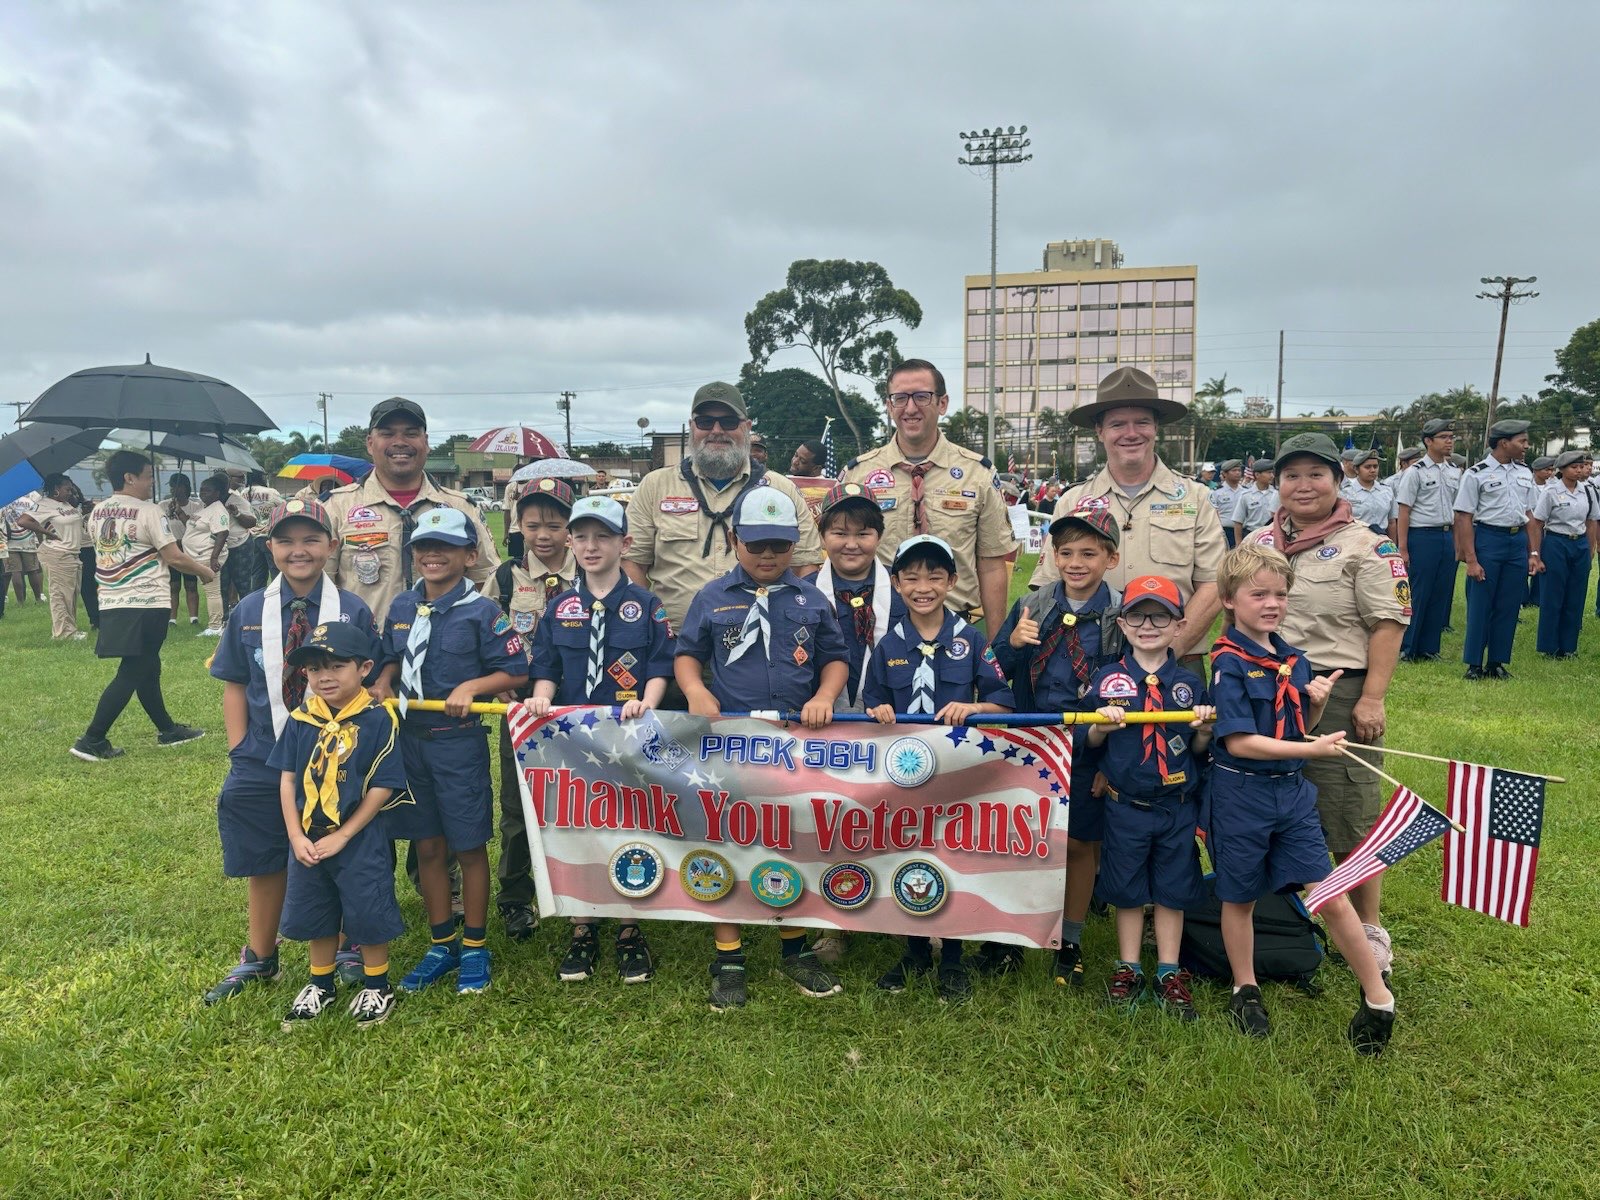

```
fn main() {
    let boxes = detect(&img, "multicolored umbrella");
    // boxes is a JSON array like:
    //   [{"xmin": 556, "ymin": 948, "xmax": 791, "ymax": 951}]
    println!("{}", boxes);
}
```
[
  {"xmin": 469, "ymin": 426, "xmax": 564, "ymax": 459},
  {"xmin": 278, "ymin": 453, "xmax": 373, "ymax": 486}
]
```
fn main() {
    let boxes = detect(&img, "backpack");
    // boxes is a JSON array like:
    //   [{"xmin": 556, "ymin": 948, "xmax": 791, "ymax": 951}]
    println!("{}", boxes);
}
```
[{"xmin": 1179, "ymin": 870, "xmax": 1326, "ymax": 993}]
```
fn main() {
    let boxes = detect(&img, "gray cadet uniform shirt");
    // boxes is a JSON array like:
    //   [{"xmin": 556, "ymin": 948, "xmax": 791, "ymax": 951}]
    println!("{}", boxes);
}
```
[
  {"xmin": 1209, "ymin": 482, "xmax": 1240, "ymax": 524},
  {"xmin": 1232, "ymin": 485, "xmax": 1279, "ymax": 531},
  {"xmin": 1454, "ymin": 458, "xmax": 1536, "ymax": 526},
  {"xmin": 1394, "ymin": 457, "xmax": 1461, "ymax": 527},
  {"xmin": 1533, "ymin": 480, "xmax": 1597, "ymax": 538},
  {"xmin": 1340, "ymin": 479, "xmax": 1396, "ymax": 528}
]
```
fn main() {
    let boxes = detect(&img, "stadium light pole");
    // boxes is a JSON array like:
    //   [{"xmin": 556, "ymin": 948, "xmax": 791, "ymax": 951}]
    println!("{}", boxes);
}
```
[
  {"xmin": 1476, "ymin": 275, "xmax": 1538, "ymax": 445},
  {"xmin": 959, "ymin": 125, "xmax": 1032, "ymax": 462}
]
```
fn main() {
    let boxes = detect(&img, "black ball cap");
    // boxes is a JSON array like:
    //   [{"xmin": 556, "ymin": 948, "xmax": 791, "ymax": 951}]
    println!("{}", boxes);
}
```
[
  {"xmin": 369, "ymin": 396, "xmax": 428, "ymax": 430},
  {"xmin": 286, "ymin": 620, "xmax": 379, "ymax": 666}
]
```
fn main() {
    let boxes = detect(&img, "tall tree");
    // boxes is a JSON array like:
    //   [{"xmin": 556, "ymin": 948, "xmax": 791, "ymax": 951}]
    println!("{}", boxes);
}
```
[
  {"xmin": 738, "ymin": 366, "xmax": 881, "ymax": 467},
  {"xmin": 1554, "ymin": 318, "xmax": 1600, "ymax": 401},
  {"xmin": 1036, "ymin": 407, "xmax": 1076, "ymax": 478},
  {"xmin": 285, "ymin": 430, "xmax": 326, "ymax": 456},
  {"xmin": 331, "ymin": 425, "xmax": 370, "ymax": 459},
  {"xmin": 1176, "ymin": 395, "xmax": 1231, "ymax": 466},
  {"xmin": 943, "ymin": 407, "xmax": 1009, "ymax": 454},
  {"xmin": 1196, "ymin": 374, "xmax": 1244, "ymax": 410},
  {"xmin": 745, "ymin": 258, "xmax": 923, "ymax": 445}
]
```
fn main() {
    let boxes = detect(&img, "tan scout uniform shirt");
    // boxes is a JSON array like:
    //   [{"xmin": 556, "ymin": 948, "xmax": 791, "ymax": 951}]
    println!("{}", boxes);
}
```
[
  {"xmin": 1030, "ymin": 460, "xmax": 1226, "ymax": 599},
  {"xmin": 35, "ymin": 496, "xmax": 88, "ymax": 553},
  {"xmin": 1245, "ymin": 519, "xmax": 1411, "ymax": 672},
  {"xmin": 839, "ymin": 434, "xmax": 1016, "ymax": 617},
  {"xmin": 323, "ymin": 473, "xmax": 499, "ymax": 623},
  {"xmin": 624, "ymin": 464, "xmax": 822, "ymax": 629},
  {"xmin": 479, "ymin": 549, "xmax": 579, "ymax": 642}
]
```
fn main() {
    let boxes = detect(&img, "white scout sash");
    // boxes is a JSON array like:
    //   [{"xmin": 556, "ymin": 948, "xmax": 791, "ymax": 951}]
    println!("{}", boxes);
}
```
[{"xmin": 263, "ymin": 573, "xmax": 342, "ymax": 737}]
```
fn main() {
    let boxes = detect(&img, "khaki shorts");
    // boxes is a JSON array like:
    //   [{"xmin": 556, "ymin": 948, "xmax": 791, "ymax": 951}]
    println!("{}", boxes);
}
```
[
  {"xmin": 1302, "ymin": 671, "xmax": 1382, "ymax": 856},
  {"xmin": 6, "ymin": 549, "xmax": 38, "ymax": 574}
]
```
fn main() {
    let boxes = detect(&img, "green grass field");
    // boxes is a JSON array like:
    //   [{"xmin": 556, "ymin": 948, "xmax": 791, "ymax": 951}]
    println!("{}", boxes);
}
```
[{"xmin": 0, "ymin": 555, "xmax": 1596, "ymax": 1199}]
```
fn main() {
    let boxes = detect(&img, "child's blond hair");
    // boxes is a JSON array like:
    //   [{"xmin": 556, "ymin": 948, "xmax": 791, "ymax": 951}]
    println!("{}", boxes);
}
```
[{"xmin": 1218, "ymin": 543, "xmax": 1296, "ymax": 600}]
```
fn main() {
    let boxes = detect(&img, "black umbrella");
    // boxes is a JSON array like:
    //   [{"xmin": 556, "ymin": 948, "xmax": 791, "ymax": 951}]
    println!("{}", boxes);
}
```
[
  {"xmin": 22, "ymin": 354, "xmax": 277, "ymax": 436},
  {"xmin": 0, "ymin": 423, "xmax": 113, "ymax": 507},
  {"xmin": 148, "ymin": 431, "xmax": 262, "ymax": 472}
]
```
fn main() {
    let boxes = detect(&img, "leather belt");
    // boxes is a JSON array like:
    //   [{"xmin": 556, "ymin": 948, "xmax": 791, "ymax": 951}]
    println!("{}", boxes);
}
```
[{"xmin": 1474, "ymin": 522, "xmax": 1524, "ymax": 534}]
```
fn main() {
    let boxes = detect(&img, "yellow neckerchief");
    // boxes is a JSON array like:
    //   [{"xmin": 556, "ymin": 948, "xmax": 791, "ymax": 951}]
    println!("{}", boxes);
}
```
[{"xmin": 289, "ymin": 690, "xmax": 377, "ymax": 832}]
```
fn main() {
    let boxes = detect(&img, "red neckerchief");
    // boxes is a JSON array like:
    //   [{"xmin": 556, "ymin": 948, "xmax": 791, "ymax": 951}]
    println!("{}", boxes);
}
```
[
  {"xmin": 1269, "ymin": 497, "xmax": 1354, "ymax": 557},
  {"xmin": 1210, "ymin": 634, "xmax": 1304, "ymax": 739},
  {"xmin": 1138, "ymin": 661, "xmax": 1169, "ymax": 778}
]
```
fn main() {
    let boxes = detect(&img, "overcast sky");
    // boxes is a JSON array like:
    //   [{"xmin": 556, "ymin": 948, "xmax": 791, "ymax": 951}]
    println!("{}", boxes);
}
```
[{"xmin": 2, "ymin": 2, "xmax": 1594, "ymax": 448}]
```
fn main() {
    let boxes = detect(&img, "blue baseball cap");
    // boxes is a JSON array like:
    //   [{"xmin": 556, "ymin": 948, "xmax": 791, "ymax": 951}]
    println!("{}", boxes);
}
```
[
  {"xmin": 891, "ymin": 534, "xmax": 957, "ymax": 574},
  {"xmin": 567, "ymin": 495, "xmax": 627, "ymax": 534},
  {"xmin": 410, "ymin": 506, "xmax": 477, "ymax": 547},
  {"xmin": 733, "ymin": 485, "xmax": 800, "ymax": 543},
  {"xmin": 286, "ymin": 620, "xmax": 379, "ymax": 665}
]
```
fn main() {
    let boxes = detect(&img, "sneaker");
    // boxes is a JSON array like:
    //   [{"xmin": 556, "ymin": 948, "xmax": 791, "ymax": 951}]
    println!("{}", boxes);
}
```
[
  {"xmin": 398, "ymin": 944, "xmax": 460, "ymax": 993},
  {"xmin": 1348, "ymin": 998, "xmax": 1396, "ymax": 1056},
  {"xmin": 937, "ymin": 961, "xmax": 974, "ymax": 1004},
  {"xmin": 457, "ymin": 947, "xmax": 491, "ymax": 994},
  {"xmin": 1363, "ymin": 923, "xmax": 1394, "ymax": 981},
  {"xmin": 189, "ymin": 617, "xmax": 199, "ymax": 626},
  {"xmin": 811, "ymin": 933, "xmax": 848, "ymax": 964},
  {"xmin": 69, "ymin": 631, "xmax": 88, "ymax": 641},
  {"xmin": 197, "ymin": 627, "xmax": 223, "ymax": 638},
  {"xmin": 500, "ymin": 904, "xmax": 539, "ymax": 943},
  {"xmin": 1463, "ymin": 665, "xmax": 1485, "ymax": 681},
  {"xmin": 1487, "ymin": 663, "xmax": 1513, "ymax": 680},
  {"xmin": 450, "ymin": 892, "xmax": 465, "ymax": 924},
  {"xmin": 709, "ymin": 958, "xmax": 748, "ymax": 1011},
  {"xmin": 615, "ymin": 929, "xmax": 655, "ymax": 984},
  {"xmin": 334, "ymin": 945, "xmax": 365, "ymax": 989},
  {"xmin": 168, "ymin": 618, "xmax": 178, "ymax": 625},
  {"xmin": 972, "ymin": 940, "xmax": 1024, "ymax": 978},
  {"xmin": 1053, "ymin": 942, "xmax": 1085, "ymax": 988},
  {"xmin": 70, "ymin": 735, "xmax": 125, "ymax": 763},
  {"xmin": 875, "ymin": 954, "xmax": 934, "ymax": 993},
  {"xmin": 202, "ymin": 948, "xmax": 281, "ymax": 1005},
  {"xmin": 1229, "ymin": 984, "xmax": 1271, "ymax": 1038},
  {"xmin": 777, "ymin": 948, "xmax": 843, "ymax": 998},
  {"xmin": 281, "ymin": 983, "xmax": 337, "ymax": 1029},
  {"xmin": 1155, "ymin": 969, "xmax": 1199, "ymax": 1022},
  {"xmin": 157, "ymin": 724, "xmax": 205, "ymax": 747},
  {"xmin": 558, "ymin": 927, "xmax": 600, "ymax": 982},
  {"xmin": 349, "ymin": 986, "xmax": 396, "ymax": 1028},
  {"xmin": 1105, "ymin": 965, "xmax": 1147, "ymax": 1011}
]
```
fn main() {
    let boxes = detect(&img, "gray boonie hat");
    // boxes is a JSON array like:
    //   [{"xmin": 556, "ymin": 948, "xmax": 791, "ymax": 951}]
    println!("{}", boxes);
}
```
[{"xmin": 1272, "ymin": 432, "xmax": 1343, "ymax": 471}]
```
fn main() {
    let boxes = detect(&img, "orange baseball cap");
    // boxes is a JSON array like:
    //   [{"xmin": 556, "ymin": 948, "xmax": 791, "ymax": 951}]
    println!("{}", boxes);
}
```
[{"xmin": 1121, "ymin": 574, "xmax": 1184, "ymax": 616}]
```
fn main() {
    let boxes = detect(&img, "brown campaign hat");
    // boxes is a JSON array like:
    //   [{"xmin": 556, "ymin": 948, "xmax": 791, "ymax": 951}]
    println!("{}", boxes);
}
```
[{"xmin": 1067, "ymin": 366, "xmax": 1189, "ymax": 429}]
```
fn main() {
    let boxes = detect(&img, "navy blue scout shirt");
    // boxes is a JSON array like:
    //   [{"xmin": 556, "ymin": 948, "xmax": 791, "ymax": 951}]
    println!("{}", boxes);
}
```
[
  {"xmin": 1209, "ymin": 627, "xmax": 1315, "ymax": 774},
  {"xmin": 676, "ymin": 565, "xmax": 849, "ymax": 712},
  {"xmin": 382, "ymin": 577, "xmax": 529, "ymax": 730},
  {"xmin": 267, "ymin": 703, "xmax": 406, "ymax": 832},
  {"xmin": 531, "ymin": 579, "xmax": 675, "ymax": 704},
  {"xmin": 991, "ymin": 581, "xmax": 1118, "ymax": 712},
  {"xmin": 210, "ymin": 585, "xmax": 376, "ymax": 787},
  {"xmin": 1087, "ymin": 652, "xmax": 1209, "ymax": 800},
  {"xmin": 863, "ymin": 610, "xmax": 1015, "ymax": 712},
  {"xmin": 830, "ymin": 576, "xmax": 906, "ymax": 705}
]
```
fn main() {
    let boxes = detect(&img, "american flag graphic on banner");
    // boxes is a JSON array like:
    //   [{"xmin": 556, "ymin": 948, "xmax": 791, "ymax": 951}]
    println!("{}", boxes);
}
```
[
  {"xmin": 508, "ymin": 706, "xmax": 1073, "ymax": 948},
  {"xmin": 1441, "ymin": 762, "xmax": 1546, "ymax": 927},
  {"xmin": 1304, "ymin": 785, "xmax": 1450, "ymax": 914}
]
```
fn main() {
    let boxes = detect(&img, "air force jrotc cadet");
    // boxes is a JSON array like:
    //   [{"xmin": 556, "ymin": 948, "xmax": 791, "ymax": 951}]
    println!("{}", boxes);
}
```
[
  {"xmin": 1341, "ymin": 449, "xmax": 1396, "ymax": 539},
  {"xmin": 1211, "ymin": 460, "xmax": 1243, "ymax": 547},
  {"xmin": 1396, "ymin": 420, "xmax": 1461, "ymax": 662},
  {"xmin": 1529, "ymin": 450, "xmax": 1597, "ymax": 658},
  {"xmin": 1383, "ymin": 445, "xmax": 1422, "ymax": 491},
  {"xmin": 1453, "ymin": 419, "xmax": 1536, "ymax": 679},
  {"xmin": 840, "ymin": 359, "xmax": 1016, "ymax": 634},
  {"xmin": 1231, "ymin": 459, "xmax": 1279, "ymax": 547}
]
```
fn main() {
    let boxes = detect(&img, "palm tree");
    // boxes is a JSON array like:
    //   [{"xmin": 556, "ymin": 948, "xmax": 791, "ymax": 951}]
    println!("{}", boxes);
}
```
[
  {"xmin": 942, "ymin": 408, "xmax": 1010, "ymax": 454},
  {"xmin": 1196, "ymin": 375, "xmax": 1244, "ymax": 409},
  {"xmin": 286, "ymin": 431, "xmax": 326, "ymax": 456}
]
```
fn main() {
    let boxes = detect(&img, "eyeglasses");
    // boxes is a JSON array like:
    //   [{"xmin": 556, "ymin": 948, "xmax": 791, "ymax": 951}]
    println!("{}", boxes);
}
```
[
  {"xmin": 1119, "ymin": 610, "xmax": 1175, "ymax": 629},
  {"xmin": 887, "ymin": 391, "xmax": 940, "ymax": 408},
  {"xmin": 693, "ymin": 414, "xmax": 743, "ymax": 431}
]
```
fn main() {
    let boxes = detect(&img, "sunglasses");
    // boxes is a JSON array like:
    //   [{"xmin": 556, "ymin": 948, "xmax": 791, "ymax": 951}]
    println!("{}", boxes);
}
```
[{"xmin": 693, "ymin": 414, "xmax": 743, "ymax": 432}]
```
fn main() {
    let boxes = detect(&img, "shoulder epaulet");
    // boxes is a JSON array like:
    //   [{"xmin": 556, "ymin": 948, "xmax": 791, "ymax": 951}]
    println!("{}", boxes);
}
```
[
  {"xmin": 844, "ymin": 457, "xmax": 861, "ymax": 471},
  {"xmin": 326, "ymin": 481, "xmax": 360, "ymax": 496},
  {"xmin": 435, "ymin": 482, "xmax": 471, "ymax": 500},
  {"xmin": 1469, "ymin": 462, "xmax": 1487, "ymax": 473},
  {"xmin": 977, "ymin": 455, "xmax": 994, "ymax": 470}
]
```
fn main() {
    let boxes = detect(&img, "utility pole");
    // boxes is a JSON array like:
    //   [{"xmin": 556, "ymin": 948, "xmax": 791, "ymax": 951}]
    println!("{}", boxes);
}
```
[
  {"xmin": 959, "ymin": 125, "xmax": 1032, "ymax": 462},
  {"xmin": 317, "ymin": 392, "xmax": 331, "ymax": 444},
  {"xmin": 557, "ymin": 391, "xmax": 576, "ymax": 454},
  {"xmin": 5, "ymin": 400, "xmax": 25, "ymax": 429},
  {"xmin": 1273, "ymin": 330, "xmax": 1285, "ymax": 453},
  {"xmin": 1476, "ymin": 275, "xmax": 1538, "ymax": 443}
]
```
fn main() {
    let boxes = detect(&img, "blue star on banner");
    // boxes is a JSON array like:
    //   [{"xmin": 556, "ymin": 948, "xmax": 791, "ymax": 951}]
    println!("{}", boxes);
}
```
[
  {"xmin": 541, "ymin": 726, "xmax": 557, "ymax": 740},
  {"xmin": 1038, "ymin": 767, "xmax": 1050, "ymax": 780},
  {"xmin": 978, "ymin": 737, "xmax": 997, "ymax": 754},
  {"xmin": 1021, "ymin": 753, "xmax": 1036, "ymax": 766},
  {"xmin": 581, "ymin": 711, "xmax": 600, "ymax": 730},
  {"xmin": 945, "ymin": 727, "xmax": 970, "ymax": 746},
  {"xmin": 557, "ymin": 718, "xmax": 573, "ymax": 733},
  {"xmin": 1002, "ymin": 746, "xmax": 1019, "ymax": 760}
]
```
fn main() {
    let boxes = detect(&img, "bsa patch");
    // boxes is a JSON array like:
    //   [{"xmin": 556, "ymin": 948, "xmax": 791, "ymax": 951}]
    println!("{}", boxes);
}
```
[
  {"xmin": 1256, "ymin": 532, "xmax": 1277, "ymax": 547},
  {"xmin": 493, "ymin": 613, "xmax": 513, "ymax": 634},
  {"xmin": 1167, "ymin": 735, "xmax": 1186, "ymax": 757},
  {"xmin": 618, "ymin": 600, "xmax": 643, "ymax": 622},
  {"xmin": 794, "ymin": 594, "xmax": 807, "ymax": 606},
  {"xmin": 864, "ymin": 469, "xmax": 896, "ymax": 490},
  {"xmin": 512, "ymin": 610, "xmax": 536, "ymax": 633},
  {"xmin": 659, "ymin": 497, "xmax": 699, "ymax": 515},
  {"xmin": 793, "ymin": 645, "xmax": 809, "ymax": 666},
  {"xmin": 1390, "ymin": 558, "xmax": 1408, "ymax": 578},
  {"xmin": 892, "ymin": 860, "xmax": 948, "ymax": 916},
  {"xmin": 721, "ymin": 625, "xmax": 744, "ymax": 652},
  {"xmin": 820, "ymin": 863, "xmax": 874, "ymax": 910},
  {"xmin": 1316, "ymin": 545, "xmax": 1341, "ymax": 560},
  {"xmin": 253, "ymin": 647, "xmax": 264, "ymax": 668},
  {"xmin": 884, "ymin": 736, "xmax": 937, "ymax": 788},
  {"xmin": 1172, "ymin": 682, "xmax": 1193, "ymax": 707},
  {"xmin": 1100, "ymin": 672, "xmax": 1138, "ymax": 699},
  {"xmin": 948, "ymin": 638, "xmax": 970, "ymax": 659},
  {"xmin": 949, "ymin": 466, "xmax": 964, "ymax": 480},
  {"xmin": 1374, "ymin": 540, "xmax": 1401, "ymax": 557},
  {"xmin": 750, "ymin": 859, "xmax": 804, "ymax": 908},
  {"xmin": 608, "ymin": 662, "xmax": 637, "ymax": 689},
  {"xmin": 679, "ymin": 849, "xmax": 734, "ymax": 903},
  {"xmin": 554, "ymin": 595, "xmax": 587, "ymax": 620},
  {"xmin": 346, "ymin": 506, "xmax": 380, "ymax": 524},
  {"xmin": 608, "ymin": 842, "xmax": 665, "ymax": 899}
]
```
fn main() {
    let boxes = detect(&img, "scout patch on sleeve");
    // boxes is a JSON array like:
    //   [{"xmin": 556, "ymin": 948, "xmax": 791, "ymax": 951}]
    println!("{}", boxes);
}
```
[
  {"xmin": 493, "ymin": 613, "xmax": 512, "ymax": 635},
  {"xmin": 1374, "ymin": 539, "xmax": 1401, "ymax": 557},
  {"xmin": 1390, "ymin": 558, "xmax": 1408, "ymax": 578}
]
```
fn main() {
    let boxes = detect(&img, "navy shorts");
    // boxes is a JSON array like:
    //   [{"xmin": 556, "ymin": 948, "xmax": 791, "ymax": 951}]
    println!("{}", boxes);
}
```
[
  {"xmin": 1207, "ymin": 764, "xmax": 1332, "ymax": 904},
  {"xmin": 1099, "ymin": 793, "xmax": 1205, "ymax": 910},
  {"xmin": 1067, "ymin": 762, "xmax": 1105, "ymax": 842},
  {"xmin": 217, "ymin": 768, "xmax": 289, "ymax": 878},
  {"xmin": 387, "ymin": 724, "xmax": 493, "ymax": 852},
  {"xmin": 280, "ymin": 818, "xmax": 405, "ymax": 946}
]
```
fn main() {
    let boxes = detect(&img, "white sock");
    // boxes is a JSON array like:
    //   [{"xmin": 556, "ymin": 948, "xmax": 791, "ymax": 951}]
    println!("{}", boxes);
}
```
[{"xmin": 1368, "ymin": 995, "xmax": 1395, "ymax": 1012}]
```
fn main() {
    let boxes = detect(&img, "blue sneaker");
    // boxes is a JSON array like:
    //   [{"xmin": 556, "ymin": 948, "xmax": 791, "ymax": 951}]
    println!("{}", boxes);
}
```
[
  {"xmin": 399, "ymin": 944, "xmax": 459, "ymax": 993},
  {"xmin": 202, "ymin": 948, "xmax": 281, "ymax": 1006},
  {"xmin": 457, "ymin": 947, "xmax": 491, "ymax": 994}
]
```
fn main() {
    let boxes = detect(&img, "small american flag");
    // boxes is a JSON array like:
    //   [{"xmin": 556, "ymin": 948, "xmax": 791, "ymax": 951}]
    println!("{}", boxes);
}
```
[
  {"xmin": 1304, "ymin": 784, "xmax": 1450, "ymax": 913},
  {"xmin": 820, "ymin": 417, "xmax": 838, "ymax": 479},
  {"xmin": 1007, "ymin": 450, "xmax": 1018, "ymax": 476},
  {"xmin": 1243, "ymin": 455, "xmax": 1256, "ymax": 484},
  {"xmin": 1442, "ymin": 762, "xmax": 1546, "ymax": 927}
]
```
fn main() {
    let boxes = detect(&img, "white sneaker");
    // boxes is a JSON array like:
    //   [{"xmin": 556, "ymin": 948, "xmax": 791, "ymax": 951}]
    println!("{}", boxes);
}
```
[
  {"xmin": 281, "ymin": 983, "xmax": 337, "ymax": 1029},
  {"xmin": 70, "ymin": 631, "xmax": 88, "ymax": 640},
  {"xmin": 198, "ymin": 627, "xmax": 223, "ymax": 637},
  {"xmin": 1363, "ymin": 923, "xmax": 1393, "ymax": 977},
  {"xmin": 168, "ymin": 618, "xmax": 177, "ymax": 626},
  {"xmin": 348, "ymin": 986, "xmax": 396, "ymax": 1028}
]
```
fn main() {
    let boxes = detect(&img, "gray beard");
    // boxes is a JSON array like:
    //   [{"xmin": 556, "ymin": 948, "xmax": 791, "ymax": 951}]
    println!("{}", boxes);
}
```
[{"xmin": 692, "ymin": 444, "xmax": 749, "ymax": 479}]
